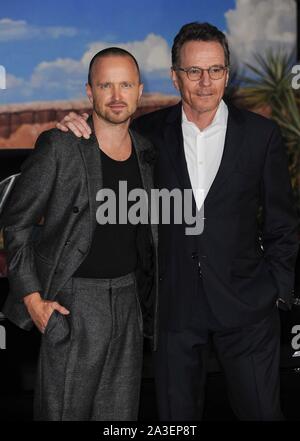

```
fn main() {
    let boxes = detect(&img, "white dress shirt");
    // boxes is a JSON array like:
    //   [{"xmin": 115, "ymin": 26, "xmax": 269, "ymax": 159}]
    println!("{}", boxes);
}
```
[{"xmin": 182, "ymin": 99, "xmax": 228, "ymax": 210}]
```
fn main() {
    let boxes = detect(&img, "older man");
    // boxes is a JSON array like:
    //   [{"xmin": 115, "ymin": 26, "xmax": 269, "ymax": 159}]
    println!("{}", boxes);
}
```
[
  {"xmin": 2, "ymin": 47, "xmax": 157, "ymax": 421},
  {"xmin": 57, "ymin": 23, "xmax": 298, "ymax": 420}
]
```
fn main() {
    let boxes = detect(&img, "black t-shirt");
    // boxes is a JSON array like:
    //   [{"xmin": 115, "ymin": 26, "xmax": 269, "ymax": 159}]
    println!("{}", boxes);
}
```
[{"xmin": 74, "ymin": 147, "xmax": 143, "ymax": 278}]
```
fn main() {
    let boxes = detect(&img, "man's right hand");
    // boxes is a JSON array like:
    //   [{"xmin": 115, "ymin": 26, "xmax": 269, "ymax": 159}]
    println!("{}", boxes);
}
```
[
  {"xmin": 23, "ymin": 292, "xmax": 70, "ymax": 334},
  {"xmin": 56, "ymin": 112, "xmax": 91, "ymax": 139}
]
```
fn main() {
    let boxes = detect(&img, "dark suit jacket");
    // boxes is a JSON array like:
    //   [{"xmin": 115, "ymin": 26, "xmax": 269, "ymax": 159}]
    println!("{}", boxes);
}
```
[
  {"xmin": 132, "ymin": 102, "xmax": 299, "ymax": 331},
  {"xmin": 2, "ymin": 122, "xmax": 159, "ymax": 347}
]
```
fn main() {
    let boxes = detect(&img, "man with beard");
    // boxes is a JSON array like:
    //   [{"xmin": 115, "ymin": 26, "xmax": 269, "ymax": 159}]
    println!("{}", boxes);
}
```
[
  {"xmin": 57, "ymin": 22, "xmax": 298, "ymax": 420},
  {"xmin": 2, "ymin": 48, "xmax": 157, "ymax": 421}
]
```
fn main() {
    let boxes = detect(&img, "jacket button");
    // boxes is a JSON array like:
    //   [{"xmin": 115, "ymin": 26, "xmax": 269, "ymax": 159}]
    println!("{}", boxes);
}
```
[{"xmin": 72, "ymin": 206, "xmax": 79, "ymax": 214}]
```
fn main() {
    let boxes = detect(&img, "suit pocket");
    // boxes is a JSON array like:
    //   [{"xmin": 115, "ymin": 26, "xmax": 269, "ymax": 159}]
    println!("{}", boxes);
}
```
[{"xmin": 44, "ymin": 309, "xmax": 70, "ymax": 345}]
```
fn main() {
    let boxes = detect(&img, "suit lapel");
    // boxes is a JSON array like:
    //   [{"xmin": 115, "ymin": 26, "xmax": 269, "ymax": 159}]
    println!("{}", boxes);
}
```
[
  {"xmin": 130, "ymin": 129, "xmax": 158, "ymax": 247},
  {"xmin": 204, "ymin": 105, "xmax": 246, "ymax": 208},
  {"xmin": 163, "ymin": 103, "xmax": 200, "ymax": 219},
  {"xmin": 77, "ymin": 117, "xmax": 103, "ymax": 243},
  {"xmin": 131, "ymin": 130, "xmax": 152, "ymax": 201},
  {"xmin": 163, "ymin": 103, "xmax": 193, "ymax": 192}
]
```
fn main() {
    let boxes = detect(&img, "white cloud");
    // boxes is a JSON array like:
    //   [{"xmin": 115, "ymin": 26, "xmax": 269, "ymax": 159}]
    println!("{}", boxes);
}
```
[
  {"xmin": 0, "ymin": 17, "xmax": 78, "ymax": 41},
  {"xmin": 1, "ymin": 65, "xmax": 86, "ymax": 103},
  {"xmin": 1, "ymin": 73, "xmax": 32, "ymax": 101},
  {"xmin": 225, "ymin": 0, "xmax": 296, "ymax": 67},
  {"xmin": 6, "ymin": 73, "xmax": 25, "ymax": 88},
  {"xmin": 31, "ymin": 59, "xmax": 86, "ymax": 90},
  {"xmin": 81, "ymin": 33, "xmax": 171, "ymax": 74},
  {"xmin": 1, "ymin": 34, "xmax": 171, "ymax": 103}
]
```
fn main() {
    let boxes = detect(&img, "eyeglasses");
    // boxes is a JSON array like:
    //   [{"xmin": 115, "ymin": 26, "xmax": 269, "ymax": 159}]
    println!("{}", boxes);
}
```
[{"xmin": 174, "ymin": 65, "xmax": 228, "ymax": 81}]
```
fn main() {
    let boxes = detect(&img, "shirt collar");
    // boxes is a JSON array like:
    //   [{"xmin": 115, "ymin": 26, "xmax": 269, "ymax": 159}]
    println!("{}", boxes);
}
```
[{"xmin": 182, "ymin": 99, "xmax": 228, "ymax": 133}]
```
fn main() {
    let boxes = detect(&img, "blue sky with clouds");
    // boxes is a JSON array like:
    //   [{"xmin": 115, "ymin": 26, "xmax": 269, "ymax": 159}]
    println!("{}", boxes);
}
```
[{"xmin": 0, "ymin": 0, "xmax": 296, "ymax": 104}]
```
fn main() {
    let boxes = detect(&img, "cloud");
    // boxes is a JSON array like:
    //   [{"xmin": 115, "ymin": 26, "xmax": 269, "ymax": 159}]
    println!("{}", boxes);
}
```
[
  {"xmin": 225, "ymin": 0, "xmax": 296, "ymax": 67},
  {"xmin": 1, "ymin": 66, "xmax": 86, "ymax": 103},
  {"xmin": 0, "ymin": 73, "xmax": 30, "ymax": 101},
  {"xmin": 31, "ymin": 59, "xmax": 86, "ymax": 90},
  {"xmin": 81, "ymin": 33, "xmax": 171, "ymax": 75},
  {"xmin": 6, "ymin": 73, "xmax": 25, "ymax": 88},
  {"xmin": 1, "ymin": 33, "xmax": 172, "ymax": 103},
  {"xmin": 0, "ymin": 18, "xmax": 78, "ymax": 41}
]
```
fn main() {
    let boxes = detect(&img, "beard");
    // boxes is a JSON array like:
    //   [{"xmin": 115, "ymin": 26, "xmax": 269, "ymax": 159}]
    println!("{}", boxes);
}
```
[{"xmin": 93, "ymin": 101, "xmax": 133, "ymax": 125}]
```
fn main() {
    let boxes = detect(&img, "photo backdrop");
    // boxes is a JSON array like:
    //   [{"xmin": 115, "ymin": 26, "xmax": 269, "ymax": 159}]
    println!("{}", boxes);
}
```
[{"xmin": 0, "ymin": 0, "xmax": 296, "ymax": 148}]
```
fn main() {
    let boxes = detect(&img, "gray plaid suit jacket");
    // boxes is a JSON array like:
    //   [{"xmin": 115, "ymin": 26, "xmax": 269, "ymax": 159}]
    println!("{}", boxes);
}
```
[{"xmin": 2, "ymin": 121, "xmax": 159, "ymax": 348}]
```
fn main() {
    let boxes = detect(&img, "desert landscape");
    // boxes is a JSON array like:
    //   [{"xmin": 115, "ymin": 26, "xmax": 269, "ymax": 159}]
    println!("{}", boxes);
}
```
[{"xmin": 0, "ymin": 94, "xmax": 180, "ymax": 149}]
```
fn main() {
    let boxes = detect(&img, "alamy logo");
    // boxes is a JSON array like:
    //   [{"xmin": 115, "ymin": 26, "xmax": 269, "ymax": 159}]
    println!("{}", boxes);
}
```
[
  {"xmin": 291, "ymin": 325, "xmax": 300, "ymax": 357},
  {"xmin": 0, "ymin": 325, "xmax": 6, "ymax": 349},
  {"xmin": 0, "ymin": 65, "xmax": 6, "ymax": 90},
  {"xmin": 291, "ymin": 65, "xmax": 300, "ymax": 90},
  {"xmin": 96, "ymin": 182, "xmax": 206, "ymax": 236}
]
